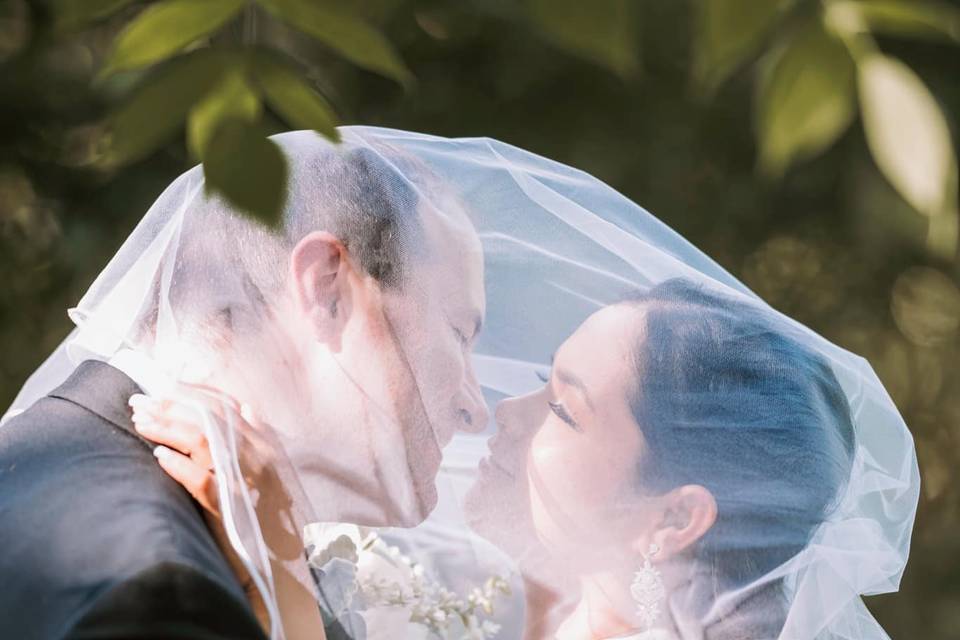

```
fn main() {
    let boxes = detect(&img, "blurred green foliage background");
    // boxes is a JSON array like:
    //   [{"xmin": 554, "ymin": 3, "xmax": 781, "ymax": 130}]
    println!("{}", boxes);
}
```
[{"xmin": 1, "ymin": 1, "xmax": 958, "ymax": 636}]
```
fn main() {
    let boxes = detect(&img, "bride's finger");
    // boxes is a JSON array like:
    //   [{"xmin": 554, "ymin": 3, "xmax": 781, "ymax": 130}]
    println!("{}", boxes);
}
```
[
  {"xmin": 181, "ymin": 388, "xmax": 274, "ymax": 450},
  {"xmin": 153, "ymin": 445, "xmax": 220, "ymax": 518},
  {"xmin": 173, "ymin": 383, "xmax": 242, "ymax": 423},
  {"xmin": 130, "ymin": 392, "xmax": 210, "ymax": 430},
  {"xmin": 174, "ymin": 384, "xmax": 273, "ymax": 444},
  {"xmin": 131, "ymin": 393, "xmax": 270, "ymax": 485},
  {"xmin": 168, "ymin": 390, "xmax": 279, "ymax": 470},
  {"xmin": 132, "ymin": 413, "xmax": 215, "ymax": 472}
]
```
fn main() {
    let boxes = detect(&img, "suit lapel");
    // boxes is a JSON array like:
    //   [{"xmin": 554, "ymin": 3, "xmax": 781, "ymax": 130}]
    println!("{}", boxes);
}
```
[{"xmin": 48, "ymin": 360, "xmax": 149, "ymax": 446}]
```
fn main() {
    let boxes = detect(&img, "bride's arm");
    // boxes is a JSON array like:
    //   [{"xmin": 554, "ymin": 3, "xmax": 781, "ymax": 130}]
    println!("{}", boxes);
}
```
[{"xmin": 130, "ymin": 391, "xmax": 327, "ymax": 640}]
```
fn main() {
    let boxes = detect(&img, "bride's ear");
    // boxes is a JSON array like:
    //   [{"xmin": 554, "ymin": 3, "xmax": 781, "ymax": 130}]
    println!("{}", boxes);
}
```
[
  {"xmin": 645, "ymin": 484, "xmax": 717, "ymax": 559},
  {"xmin": 290, "ymin": 231, "xmax": 353, "ymax": 347}
]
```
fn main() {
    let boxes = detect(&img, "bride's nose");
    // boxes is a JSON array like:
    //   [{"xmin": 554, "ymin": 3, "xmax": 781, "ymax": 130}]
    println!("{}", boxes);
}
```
[
  {"xmin": 494, "ymin": 397, "xmax": 517, "ymax": 427},
  {"xmin": 494, "ymin": 392, "xmax": 538, "ymax": 430}
]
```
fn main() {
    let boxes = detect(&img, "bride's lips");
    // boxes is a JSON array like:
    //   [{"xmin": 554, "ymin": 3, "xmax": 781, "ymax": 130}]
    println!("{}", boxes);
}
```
[
  {"xmin": 480, "ymin": 427, "xmax": 519, "ymax": 481},
  {"xmin": 479, "ymin": 455, "xmax": 516, "ymax": 481}
]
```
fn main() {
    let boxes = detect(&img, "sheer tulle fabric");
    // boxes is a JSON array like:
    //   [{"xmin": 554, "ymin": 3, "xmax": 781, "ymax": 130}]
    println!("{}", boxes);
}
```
[{"xmin": 2, "ymin": 127, "xmax": 918, "ymax": 639}]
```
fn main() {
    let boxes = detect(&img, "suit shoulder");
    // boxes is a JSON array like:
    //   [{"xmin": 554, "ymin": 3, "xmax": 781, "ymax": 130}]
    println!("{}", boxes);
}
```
[
  {"xmin": 66, "ymin": 561, "xmax": 267, "ymax": 640},
  {"xmin": 0, "ymin": 396, "xmax": 248, "ymax": 637}
]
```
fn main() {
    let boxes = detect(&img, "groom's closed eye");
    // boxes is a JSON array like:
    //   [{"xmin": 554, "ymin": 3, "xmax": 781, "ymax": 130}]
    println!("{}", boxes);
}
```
[
  {"xmin": 450, "ymin": 312, "xmax": 483, "ymax": 347},
  {"xmin": 451, "ymin": 324, "xmax": 469, "ymax": 347},
  {"xmin": 466, "ymin": 312, "xmax": 483, "ymax": 342}
]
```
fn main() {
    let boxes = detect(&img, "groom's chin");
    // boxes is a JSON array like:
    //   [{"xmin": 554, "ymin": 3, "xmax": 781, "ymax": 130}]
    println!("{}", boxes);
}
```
[
  {"xmin": 464, "ymin": 478, "xmax": 495, "ymax": 536},
  {"xmin": 396, "ymin": 481, "xmax": 438, "ymax": 528}
]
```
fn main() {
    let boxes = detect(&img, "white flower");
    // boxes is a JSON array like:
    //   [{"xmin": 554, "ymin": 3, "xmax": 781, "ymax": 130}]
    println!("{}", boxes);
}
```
[
  {"xmin": 308, "ymin": 523, "xmax": 510, "ymax": 640},
  {"xmin": 460, "ymin": 613, "xmax": 501, "ymax": 640},
  {"xmin": 307, "ymin": 533, "xmax": 359, "ymax": 569}
]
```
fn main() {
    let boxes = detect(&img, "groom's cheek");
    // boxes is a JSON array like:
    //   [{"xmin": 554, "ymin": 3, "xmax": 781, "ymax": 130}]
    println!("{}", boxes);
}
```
[{"xmin": 424, "ymin": 341, "xmax": 467, "ymax": 441}]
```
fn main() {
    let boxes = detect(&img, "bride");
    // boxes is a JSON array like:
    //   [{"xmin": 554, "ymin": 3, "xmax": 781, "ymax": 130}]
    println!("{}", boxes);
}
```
[
  {"xmin": 464, "ymin": 278, "xmax": 858, "ymax": 638},
  {"xmin": 5, "ymin": 127, "xmax": 919, "ymax": 639}
]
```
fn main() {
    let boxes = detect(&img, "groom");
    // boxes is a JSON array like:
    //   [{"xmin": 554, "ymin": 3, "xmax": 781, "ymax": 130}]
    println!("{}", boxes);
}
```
[{"xmin": 0, "ymin": 136, "xmax": 487, "ymax": 639}]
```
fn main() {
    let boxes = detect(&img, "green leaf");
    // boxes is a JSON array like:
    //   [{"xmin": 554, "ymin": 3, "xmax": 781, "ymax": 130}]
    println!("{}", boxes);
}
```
[
  {"xmin": 105, "ymin": 48, "xmax": 235, "ymax": 167},
  {"xmin": 859, "ymin": 53, "xmax": 959, "ymax": 218},
  {"xmin": 54, "ymin": 0, "xmax": 139, "ymax": 32},
  {"xmin": 525, "ymin": 0, "xmax": 640, "ymax": 77},
  {"xmin": 693, "ymin": 0, "xmax": 792, "ymax": 95},
  {"xmin": 826, "ymin": 0, "xmax": 960, "ymax": 44},
  {"xmin": 250, "ymin": 51, "xmax": 340, "ymax": 142},
  {"xmin": 203, "ymin": 119, "xmax": 289, "ymax": 228},
  {"xmin": 188, "ymin": 69, "xmax": 262, "ymax": 160},
  {"xmin": 103, "ymin": 0, "xmax": 245, "ymax": 75},
  {"xmin": 255, "ymin": 0, "xmax": 413, "ymax": 88},
  {"xmin": 756, "ymin": 21, "xmax": 856, "ymax": 177}
]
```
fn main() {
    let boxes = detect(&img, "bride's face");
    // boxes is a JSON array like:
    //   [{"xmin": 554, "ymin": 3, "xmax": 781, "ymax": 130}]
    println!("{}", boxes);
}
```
[
  {"xmin": 524, "ymin": 306, "xmax": 647, "ymax": 557},
  {"xmin": 470, "ymin": 305, "xmax": 652, "ymax": 566}
]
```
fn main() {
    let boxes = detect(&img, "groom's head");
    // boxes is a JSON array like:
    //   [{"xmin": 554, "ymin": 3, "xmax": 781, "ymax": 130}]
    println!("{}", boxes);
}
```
[{"xmin": 157, "ymin": 132, "xmax": 487, "ymax": 524}]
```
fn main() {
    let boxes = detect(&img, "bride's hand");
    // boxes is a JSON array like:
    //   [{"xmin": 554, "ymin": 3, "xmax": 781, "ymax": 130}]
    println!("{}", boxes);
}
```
[
  {"xmin": 129, "ymin": 387, "xmax": 277, "ymax": 628},
  {"xmin": 129, "ymin": 387, "xmax": 328, "ymax": 640}
]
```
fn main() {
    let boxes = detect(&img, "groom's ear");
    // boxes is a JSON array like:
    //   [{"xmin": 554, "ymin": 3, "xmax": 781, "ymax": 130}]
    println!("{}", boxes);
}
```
[{"xmin": 290, "ymin": 231, "xmax": 353, "ymax": 347}]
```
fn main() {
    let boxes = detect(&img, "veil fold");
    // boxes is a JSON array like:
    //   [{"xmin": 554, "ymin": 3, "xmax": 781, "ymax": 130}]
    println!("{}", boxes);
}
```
[{"xmin": 3, "ymin": 127, "xmax": 918, "ymax": 640}]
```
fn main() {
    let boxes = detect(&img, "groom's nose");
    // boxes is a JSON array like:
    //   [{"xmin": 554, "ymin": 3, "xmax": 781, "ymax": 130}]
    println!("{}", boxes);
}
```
[{"xmin": 457, "ymin": 365, "xmax": 489, "ymax": 433}]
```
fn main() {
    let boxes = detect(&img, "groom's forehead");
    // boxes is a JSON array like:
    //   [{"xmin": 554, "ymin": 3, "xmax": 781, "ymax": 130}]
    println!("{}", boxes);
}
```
[
  {"xmin": 400, "ymin": 228, "xmax": 484, "ymax": 331},
  {"xmin": 417, "ymin": 196, "xmax": 482, "ymax": 269}
]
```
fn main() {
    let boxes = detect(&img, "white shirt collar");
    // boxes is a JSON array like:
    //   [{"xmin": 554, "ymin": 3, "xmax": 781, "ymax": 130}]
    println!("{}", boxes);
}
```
[{"xmin": 107, "ymin": 349, "xmax": 175, "ymax": 397}]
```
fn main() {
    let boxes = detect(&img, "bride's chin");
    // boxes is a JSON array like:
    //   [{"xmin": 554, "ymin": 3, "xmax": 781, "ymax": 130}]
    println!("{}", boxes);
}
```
[{"xmin": 463, "ymin": 468, "xmax": 520, "ymax": 538}]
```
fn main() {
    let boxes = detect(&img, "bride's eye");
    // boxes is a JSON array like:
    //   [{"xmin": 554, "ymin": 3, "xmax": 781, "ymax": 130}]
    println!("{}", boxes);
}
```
[
  {"xmin": 548, "ymin": 401, "xmax": 582, "ymax": 432},
  {"xmin": 535, "ymin": 369, "xmax": 549, "ymax": 383}
]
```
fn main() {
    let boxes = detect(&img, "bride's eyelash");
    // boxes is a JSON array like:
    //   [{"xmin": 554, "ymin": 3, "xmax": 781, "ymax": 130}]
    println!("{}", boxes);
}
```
[
  {"xmin": 535, "ymin": 370, "xmax": 581, "ymax": 432},
  {"xmin": 548, "ymin": 401, "xmax": 582, "ymax": 432}
]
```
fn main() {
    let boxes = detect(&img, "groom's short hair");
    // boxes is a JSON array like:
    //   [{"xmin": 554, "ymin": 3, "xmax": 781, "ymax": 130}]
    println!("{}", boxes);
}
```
[
  {"xmin": 163, "ymin": 138, "xmax": 430, "ymax": 336},
  {"xmin": 229, "ymin": 141, "xmax": 427, "ymax": 295},
  {"xmin": 281, "ymin": 144, "xmax": 425, "ymax": 289}
]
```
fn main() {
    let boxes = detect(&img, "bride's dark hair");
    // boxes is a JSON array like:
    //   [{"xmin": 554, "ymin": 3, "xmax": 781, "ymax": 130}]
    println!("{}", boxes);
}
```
[{"xmin": 624, "ymin": 278, "xmax": 856, "ymax": 629}]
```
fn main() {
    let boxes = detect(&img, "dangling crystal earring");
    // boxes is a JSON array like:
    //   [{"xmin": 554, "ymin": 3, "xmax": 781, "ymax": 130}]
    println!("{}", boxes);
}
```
[{"xmin": 630, "ymin": 543, "xmax": 666, "ymax": 633}]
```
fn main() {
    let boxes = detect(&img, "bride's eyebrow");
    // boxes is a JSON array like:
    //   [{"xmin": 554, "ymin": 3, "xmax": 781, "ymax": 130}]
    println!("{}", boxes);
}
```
[{"xmin": 549, "ymin": 353, "xmax": 594, "ymax": 410}]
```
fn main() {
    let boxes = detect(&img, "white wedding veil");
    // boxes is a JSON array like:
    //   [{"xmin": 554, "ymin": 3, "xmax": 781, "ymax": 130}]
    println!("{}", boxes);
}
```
[{"xmin": 2, "ymin": 127, "xmax": 918, "ymax": 639}]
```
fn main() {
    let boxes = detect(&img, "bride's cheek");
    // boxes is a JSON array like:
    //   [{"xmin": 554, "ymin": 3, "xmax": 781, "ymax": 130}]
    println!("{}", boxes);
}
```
[{"xmin": 529, "ymin": 433, "xmax": 581, "ymax": 501}]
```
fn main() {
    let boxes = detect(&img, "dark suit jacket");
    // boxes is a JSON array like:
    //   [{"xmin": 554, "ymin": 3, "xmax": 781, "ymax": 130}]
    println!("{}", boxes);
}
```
[{"xmin": 0, "ymin": 361, "xmax": 268, "ymax": 640}]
